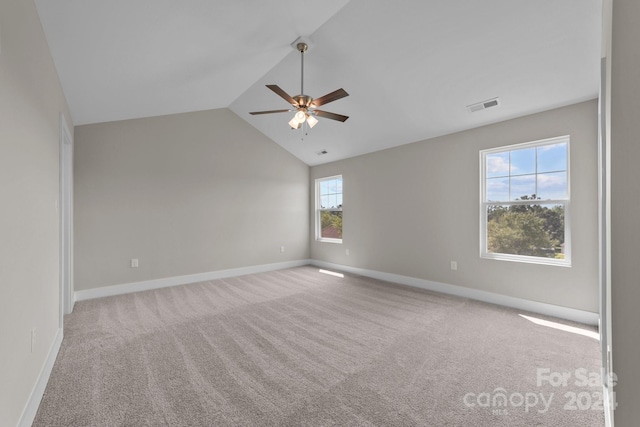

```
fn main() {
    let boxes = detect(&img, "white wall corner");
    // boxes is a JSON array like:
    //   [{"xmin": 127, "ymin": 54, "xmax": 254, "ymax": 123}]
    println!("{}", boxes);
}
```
[
  {"xmin": 18, "ymin": 328, "xmax": 63, "ymax": 427},
  {"xmin": 74, "ymin": 259, "xmax": 312, "ymax": 302},
  {"xmin": 310, "ymin": 260, "xmax": 599, "ymax": 326}
]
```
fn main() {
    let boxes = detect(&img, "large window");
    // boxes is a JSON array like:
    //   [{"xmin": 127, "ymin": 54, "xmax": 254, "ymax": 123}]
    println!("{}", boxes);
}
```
[
  {"xmin": 480, "ymin": 136, "xmax": 570, "ymax": 265},
  {"xmin": 316, "ymin": 175, "xmax": 343, "ymax": 243}
]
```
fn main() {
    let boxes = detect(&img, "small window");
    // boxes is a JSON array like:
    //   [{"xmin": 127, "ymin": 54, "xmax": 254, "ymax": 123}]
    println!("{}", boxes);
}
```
[
  {"xmin": 316, "ymin": 175, "xmax": 343, "ymax": 243},
  {"xmin": 480, "ymin": 136, "xmax": 570, "ymax": 266}
]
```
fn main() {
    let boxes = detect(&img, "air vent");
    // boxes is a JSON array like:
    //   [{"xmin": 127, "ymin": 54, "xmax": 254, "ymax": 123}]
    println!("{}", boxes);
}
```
[
  {"xmin": 467, "ymin": 97, "xmax": 500, "ymax": 113},
  {"xmin": 316, "ymin": 150, "xmax": 328, "ymax": 156}
]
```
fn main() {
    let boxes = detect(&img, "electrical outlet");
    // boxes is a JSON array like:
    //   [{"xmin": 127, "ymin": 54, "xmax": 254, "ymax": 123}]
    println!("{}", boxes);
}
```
[
  {"xmin": 450, "ymin": 261, "xmax": 458, "ymax": 271},
  {"xmin": 280, "ymin": 246, "xmax": 285, "ymax": 253},
  {"xmin": 131, "ymin": 258, "xmax": 139, "ymax": 268},
  {"xmin": 31, "ymin": 328, "xmax": 36, "ymax": 353},
  {"xmin": 346, "ymin": 249, "xmax": 350, "ymax": 256}
]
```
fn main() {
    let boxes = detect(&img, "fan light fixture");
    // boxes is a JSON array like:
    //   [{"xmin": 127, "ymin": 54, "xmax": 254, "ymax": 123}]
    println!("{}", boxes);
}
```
[
  {"xmin": 289, "ymin": 110, "xmax": 318, "ymax": 129},
  {"xmin": 249, "ymin": 40, "xmax": 349, "ymax": 132}
]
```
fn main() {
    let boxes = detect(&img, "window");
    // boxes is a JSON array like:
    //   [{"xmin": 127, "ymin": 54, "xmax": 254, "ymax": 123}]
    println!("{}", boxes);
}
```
[
  {"xmin": 316, "ymin": 175, "xmax": 343, "ymax": 243},
  {"xmin": 480, "ymin": 136, "xmax": 570, "ymax": 265}
]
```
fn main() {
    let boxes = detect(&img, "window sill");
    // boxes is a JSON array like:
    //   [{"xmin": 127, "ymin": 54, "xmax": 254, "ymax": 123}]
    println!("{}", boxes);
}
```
[
  {"xmin": 481, "ymin": 252, "xmax": 571, "ymax": 267},
  {"xmin": 317, "ymin": 238, "xmax": 342, "ymax": 244}
]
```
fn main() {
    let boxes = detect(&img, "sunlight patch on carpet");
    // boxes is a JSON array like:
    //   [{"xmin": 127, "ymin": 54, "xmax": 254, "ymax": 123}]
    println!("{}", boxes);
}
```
[
  {"xmin": 318, "ymin": 269, "xmax": 344, "ymax": 278},
  {"xmin": 519, "ymin": 314, "xmax": 599, "ymax": 340}
]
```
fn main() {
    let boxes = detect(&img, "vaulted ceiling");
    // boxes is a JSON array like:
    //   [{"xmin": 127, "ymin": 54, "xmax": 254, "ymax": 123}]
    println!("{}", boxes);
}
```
[{"xmin": 35, "ymin": 0, "xmax": 602, "ymax": 165}]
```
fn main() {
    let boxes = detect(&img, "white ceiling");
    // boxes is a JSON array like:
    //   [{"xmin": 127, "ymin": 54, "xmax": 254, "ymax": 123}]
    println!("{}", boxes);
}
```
[{"xmin": 36, "ymin": 0, "xmax": 602, "ymax": 166}]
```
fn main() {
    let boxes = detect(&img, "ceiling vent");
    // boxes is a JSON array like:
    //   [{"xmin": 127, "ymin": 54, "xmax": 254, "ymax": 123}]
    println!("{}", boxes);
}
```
[{"xmin": 467, "ymin": 97, "xmax": 500, "ymax": 113}]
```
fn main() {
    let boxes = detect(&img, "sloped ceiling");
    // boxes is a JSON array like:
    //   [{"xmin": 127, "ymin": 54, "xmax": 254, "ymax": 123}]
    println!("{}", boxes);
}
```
[{"xmin": 36, "ymin": 0, "xmax": 602, "ymax": 166}]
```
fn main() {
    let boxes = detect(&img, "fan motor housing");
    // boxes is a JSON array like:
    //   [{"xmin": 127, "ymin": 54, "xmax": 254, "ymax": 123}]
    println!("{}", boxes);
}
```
[{"xmin": 293, "ymin": 94, "xmax": 313, "ymax": 107}]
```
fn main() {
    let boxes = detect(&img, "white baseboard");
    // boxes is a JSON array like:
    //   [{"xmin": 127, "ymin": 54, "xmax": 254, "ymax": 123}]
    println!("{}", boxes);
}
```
[
  {"xmin": 74, "ymin": 258, "xmax": 598, "ymax": 326},
  {"xmin": 310, "ymin": 260, "xmax": 599, "ymax": 326},
  {"xmin": 18, "ymin": 327, "xmax": 63, "ymax": 427},
  {"xmin": 74, "ymin": 259, "xmax": 312, "ymax": 302},
  {"xmin": 603, "ymin": 384, "xmax": 614, "ymax": 427}
]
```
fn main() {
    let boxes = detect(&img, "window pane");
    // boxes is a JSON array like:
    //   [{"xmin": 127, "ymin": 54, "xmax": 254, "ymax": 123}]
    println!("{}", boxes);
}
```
[
  {"xmin": 487, "ymin": 203, "xmax": 565, "ymax": 259},
  {"xmin": 510, "ymin": 175, "xmax": 536, "ymax": 201},
  {"xmin": 510, "ymin": 147, "xmax": 536, "ymax": 176},
  {"xmin": 326, "ymin": 179, "xmax": 338, "ymax": 194},
  {"xmin": 537, "ymin": 171, "xmax": 567, "ymax": 200},
  {"xmin": 486, "ymin": 152, "xmax": 510, "ymax": 178},
  {"xmin": 328, "ymin": 194, "xmax": 337, "ymax": 209},
  {"xmin": 319, "ymin": 180, "xmax": 330, "ymax": 196},
  {"xmin": 320, "ymin": 195, "xmax": 329, "ymax": 209},
  {"xmin": 538, "ymin": 143, "xmax": 567, "ymax": 173},
  {"xmin": 486, "ymin": 177, "xmax": 509, "ymax": 202},
  {"xmin": 335, "ymin": 178, "xmax": 343, "ymax": 193},
  {"xmin": 320, "ymin": 211, "xmax": 342, "ymax": 239}
]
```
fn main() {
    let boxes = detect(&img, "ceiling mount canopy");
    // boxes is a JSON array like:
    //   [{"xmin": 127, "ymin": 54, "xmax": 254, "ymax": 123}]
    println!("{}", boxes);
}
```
[{"xmin": 249, "ymin": 40, "xmax": 349, "ymax": 131}]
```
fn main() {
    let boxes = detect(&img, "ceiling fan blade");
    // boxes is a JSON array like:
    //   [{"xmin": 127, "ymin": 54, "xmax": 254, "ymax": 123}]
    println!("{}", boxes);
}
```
[
  {"xmin": 313, "ymin": 110, "xmax": 349, "ymax": 122},
  {"xmin": 249, "ymin": 109, "xmax": 292, "ymax": 115},
  {"xmin": 311, "ymin": 88, "xmax": 349, "ymax": 107},
  {"xmin": 266, "ymin": 85, "xmax": 298, "ymax": 106}
]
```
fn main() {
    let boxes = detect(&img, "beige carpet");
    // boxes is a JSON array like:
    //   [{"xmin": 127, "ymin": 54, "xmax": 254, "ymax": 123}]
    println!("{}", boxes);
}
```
[{"xmin": 34, "ymin": 266, "xmax": 604, "ymax": 426}]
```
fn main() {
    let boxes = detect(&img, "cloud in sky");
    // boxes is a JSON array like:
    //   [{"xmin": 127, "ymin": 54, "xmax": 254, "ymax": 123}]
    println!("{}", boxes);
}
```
[
  {"xmin": 538, "ymin": 143, "xmax": 563, "ymax": 152},
  {"xmin": 487, "ymin": 154, "xmax": 511, "ymax": 175},
  {"xmin": 537, "ymin": 172, "xmax": 566, "ymax": 188}
]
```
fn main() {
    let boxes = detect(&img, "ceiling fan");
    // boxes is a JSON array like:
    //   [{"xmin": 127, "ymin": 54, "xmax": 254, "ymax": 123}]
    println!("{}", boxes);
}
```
[{"xmin": 250, "ymin": 42, "xmax": 349, "ymax": 130}]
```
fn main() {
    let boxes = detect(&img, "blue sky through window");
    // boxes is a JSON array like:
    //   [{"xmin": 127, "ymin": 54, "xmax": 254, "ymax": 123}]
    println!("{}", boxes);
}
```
[
  {"xmin": 486, "ymin": 142, "xmax": 567, "ymax": 202},
  {"xmin": 319, "ymin": 177, "xmax": 343, "ymax": 209}
]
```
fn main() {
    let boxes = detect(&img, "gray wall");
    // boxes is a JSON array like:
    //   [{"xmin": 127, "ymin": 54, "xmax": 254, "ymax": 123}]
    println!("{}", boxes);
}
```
[
  {"xmin": 74, "ymin": 108, "xmax": 309, "ymax": 291},
  {"xmin": 0, "ymin": 0, "xmax": 73, "ymax": 425},
  {"xmin": 611, "ymin": 0, "xmax": 640, "ymax": 424},
  {"xmin": 311, "ymin": 100, "xmax": 599, "ymax": 312}
]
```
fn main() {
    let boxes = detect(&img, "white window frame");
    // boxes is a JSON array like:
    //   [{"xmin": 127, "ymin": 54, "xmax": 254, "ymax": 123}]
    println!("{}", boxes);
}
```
[
  {"xmin": 315, "ymin": 175, "xmax": 343, "ymax": 244},
  {"xmin": 480, "ymin": 135, "xmax": 571, "ymax": 266}
]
